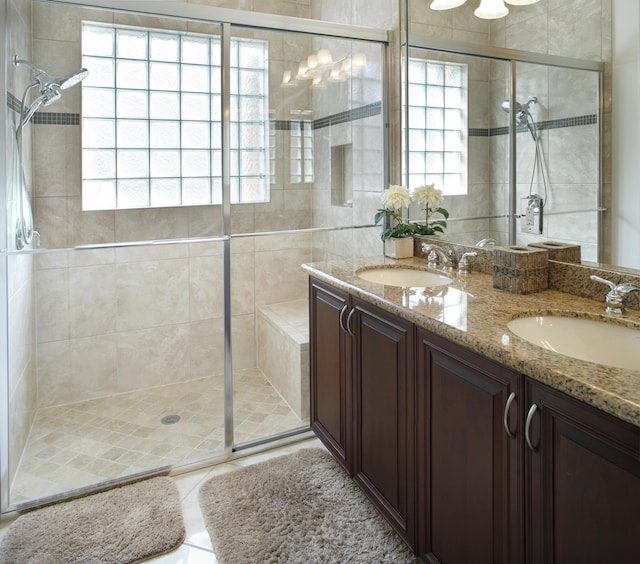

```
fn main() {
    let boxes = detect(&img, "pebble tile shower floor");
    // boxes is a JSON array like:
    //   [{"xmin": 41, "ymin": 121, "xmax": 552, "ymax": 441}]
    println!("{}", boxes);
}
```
[{"xmin": 10, "ymin": 368, "xmax": 307, "ymax": 503}]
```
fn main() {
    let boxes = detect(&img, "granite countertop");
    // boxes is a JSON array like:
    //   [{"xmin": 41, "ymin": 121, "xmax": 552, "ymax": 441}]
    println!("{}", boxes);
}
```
[{"xmin": 302, "ymin": 256, "xmax": 640, "ymax": 428}]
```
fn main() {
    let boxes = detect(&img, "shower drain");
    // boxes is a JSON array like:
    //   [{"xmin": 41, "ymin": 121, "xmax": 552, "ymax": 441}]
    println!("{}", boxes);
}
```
[{"xmin": 161, "ymin": 414, "xmax": 181, "ymax": 425}]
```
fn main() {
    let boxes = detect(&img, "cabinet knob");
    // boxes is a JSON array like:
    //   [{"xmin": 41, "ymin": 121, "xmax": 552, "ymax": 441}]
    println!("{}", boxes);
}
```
[
  {"xmin": 503, "ymin": 392, "xmax": 517, "ymax": 438},
  {"xmin": 525, "ymin": 403, "xmax": 539, "ymax": 451}
]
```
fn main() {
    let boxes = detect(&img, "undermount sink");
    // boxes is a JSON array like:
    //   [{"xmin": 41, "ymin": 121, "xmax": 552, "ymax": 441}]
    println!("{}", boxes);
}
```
[
  {"xmin": 356, "ymin": 266, "xmax": 453, "ymax": 288},
  {"xmin": 507, "ymin": 315, "xmax": 640, "ymax": 371}
]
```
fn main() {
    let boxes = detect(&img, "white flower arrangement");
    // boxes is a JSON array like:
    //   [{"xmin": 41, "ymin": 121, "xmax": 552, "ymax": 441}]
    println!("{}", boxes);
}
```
[
  {"xmin": 411, "ymin": 184, "xmax": 449, "ymax": 236},
  {"xmin": 374, "ymin": 184, "xmax": 449, "ymax": 240}
]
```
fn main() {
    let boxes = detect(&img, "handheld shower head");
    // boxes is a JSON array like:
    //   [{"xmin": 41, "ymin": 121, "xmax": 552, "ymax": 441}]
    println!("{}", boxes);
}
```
[
  {"xmin": 13, "ymin": 55, "xmax": 89, "ymax": 127},
  {"xmin": 14, "ymin": 56, "xmax": 89, "ymax": 90},
  {"xmin": 56, "ymin": 68, "xmax": 90, "ymax": 90}
]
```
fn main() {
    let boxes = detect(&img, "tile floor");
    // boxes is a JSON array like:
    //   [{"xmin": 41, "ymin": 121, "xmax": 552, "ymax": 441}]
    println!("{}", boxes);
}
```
[
  {"xmin": 10, "ymin": 368, "xmax": 308, "ymax": 504},
  {"xmin": 0, "ymin": 437, "xmax": 325, "ymax": 563}
]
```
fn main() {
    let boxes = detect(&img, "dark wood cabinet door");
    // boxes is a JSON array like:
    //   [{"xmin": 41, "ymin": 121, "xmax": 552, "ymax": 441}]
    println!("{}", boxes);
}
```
[
  {"xmin": 352, "ymin": 298, "xmax": 415, "ymax": 546},
  {"xmin": 527, "ymin": 380, "xmax": 640, "ymax": 564},
  {"xmin": 416, "ymin": 329, "xmax": 524, "ymax": 564},
  {"xmin": 309, "ymin": 277, "xmax": 350, "ymax": 473}
]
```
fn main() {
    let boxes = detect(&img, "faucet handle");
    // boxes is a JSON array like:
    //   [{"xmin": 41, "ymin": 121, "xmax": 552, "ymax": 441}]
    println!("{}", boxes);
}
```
[
  {"xmin": 458, "ymin": 251, "xmax": 478, "ymax": 274},
  {"xmin": 590, "ymin": 275, "xmax": 640, "ymax": 314}
]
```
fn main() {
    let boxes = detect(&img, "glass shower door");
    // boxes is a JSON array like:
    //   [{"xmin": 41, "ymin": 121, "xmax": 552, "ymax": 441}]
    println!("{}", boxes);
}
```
[
  {"xmin": 227, "ymin": 25, "xmax": 387, "ymax": 447},
  {"xmin": 4, "ymin": 1, "xmax": 227, "ymax": 509}
]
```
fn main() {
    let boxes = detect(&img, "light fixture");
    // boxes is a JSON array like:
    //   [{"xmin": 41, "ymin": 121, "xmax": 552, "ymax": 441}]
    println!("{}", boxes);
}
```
[
  {"xmin": 430, "ymin": 0, "xmax": 540, "ymax": 19},
  {"xmin": 295, "ymin": 60, "xmax": 312, "ymax": 80},
  {"xmin": 352, "ymin": 53, "xmax": 367, "ymax": 69},
  {"xmin": 317, "ymin": 49, "xmax": 333, "ymax": 67},
  {"xmin": 280, "ymin": 70, "xmax": 295, "ymax": 88},
  {"xmin": 430, "ymin": 0, "xmax": 467, "ymax": 9},
  {"xmin": 474, "ymin": 0, "xmax": 509, "ymax": 19}
]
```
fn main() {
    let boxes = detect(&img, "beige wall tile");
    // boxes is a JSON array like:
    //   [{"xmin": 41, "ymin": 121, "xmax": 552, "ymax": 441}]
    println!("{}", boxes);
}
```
[
  {"xmin": 117, "ymin": 324, "xmax": 191, "ymax": 389},
  {"xmin": 116, "ymin": 259, "xmax": 190, "ymax": 331}
]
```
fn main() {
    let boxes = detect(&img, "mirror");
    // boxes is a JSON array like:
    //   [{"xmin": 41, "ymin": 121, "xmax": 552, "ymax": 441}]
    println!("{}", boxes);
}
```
[{"xmin": 402, "ymin": 0, "xmax": 640, "ymax": 274}]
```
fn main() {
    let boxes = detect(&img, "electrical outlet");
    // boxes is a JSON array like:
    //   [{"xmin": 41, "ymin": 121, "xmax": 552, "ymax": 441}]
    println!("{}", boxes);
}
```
[{"xmin": 520, "ymin": 194, "xmax": 543, "ymax": 234}]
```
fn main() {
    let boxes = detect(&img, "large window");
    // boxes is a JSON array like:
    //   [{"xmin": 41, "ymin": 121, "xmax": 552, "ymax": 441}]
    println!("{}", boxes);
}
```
[
  {"xmin": 406, "ymin": 58, "xmax": 467, "ymax": 195},
  {"xmin": 81, "ymin": 22, "xmax": 269, "ymax": 210}
]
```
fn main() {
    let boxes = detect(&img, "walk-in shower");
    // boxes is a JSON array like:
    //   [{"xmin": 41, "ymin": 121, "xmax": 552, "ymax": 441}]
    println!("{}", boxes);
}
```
[{"xmin": 1, "ymin": 0, "xmax": 388, "ymax": 512}]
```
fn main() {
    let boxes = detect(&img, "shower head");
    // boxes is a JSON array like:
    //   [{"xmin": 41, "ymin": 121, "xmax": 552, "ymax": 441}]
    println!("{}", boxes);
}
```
[
  {"xmin": 13, "ymin": 56, "xmax": 89, "ymax": 91},
  {"xmin": 501, "ymin": 96, "xmax": 537, "ymax": 126},
  {"xmin": 13, "ymin": 55, "xmax": 88, "ymax": 129}
]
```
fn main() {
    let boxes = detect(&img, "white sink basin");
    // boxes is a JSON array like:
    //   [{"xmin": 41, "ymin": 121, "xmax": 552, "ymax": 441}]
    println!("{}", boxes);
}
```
[
  {"xmin": 356, "ymin": 267, "xmax": 453, "ymax": 288},
  {"xmin": 507, "ymin": 315, "xmax": 640, "ymax": 371}
]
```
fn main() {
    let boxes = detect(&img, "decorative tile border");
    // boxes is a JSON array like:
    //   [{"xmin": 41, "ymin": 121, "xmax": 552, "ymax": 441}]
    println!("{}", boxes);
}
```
[
  {"xmin": 471, "ymin": 114, "xmax": 598, "ymax": 137},
  {"xmin": 8, "ymin": 91, "xmax": 382, "ymax": 131}
]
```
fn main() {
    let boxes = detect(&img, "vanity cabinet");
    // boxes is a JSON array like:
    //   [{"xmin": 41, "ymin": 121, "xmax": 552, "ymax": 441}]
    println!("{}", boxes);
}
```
[
  {"xmin": 309, "ymin": 277, "xmax": 415, "ymax": 545},
  {"xmin": 350, "ymin": 296, "xmax": 415, "ymax": 546},
  {"xmin": 309, "ymin": 278, "xmax": 351, "ymax": 473},
  {"xmin": 416, "ymin": 329, "xmax": 524, "ymax": 564},
  {"xmin": 309, "ymin": 276, "xmax": 640, "ymax": 563},
  {"xmin": 526, "ymin": 380, "xmax": 640, "ymax": 564}
]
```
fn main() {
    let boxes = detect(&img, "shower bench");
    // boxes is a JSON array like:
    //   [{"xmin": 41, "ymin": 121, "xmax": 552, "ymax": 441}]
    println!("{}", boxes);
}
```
[{"xmin": 257, "ymin": 299, "xmax": 309, "ymax": 420}]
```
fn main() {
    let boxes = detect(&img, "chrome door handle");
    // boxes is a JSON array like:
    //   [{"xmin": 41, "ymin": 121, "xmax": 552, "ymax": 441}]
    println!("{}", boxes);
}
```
[
  {"xmin": 338, "ymin": 304, "xmax": 348, "ymax": 333},
  {"xmin": 346, "ymin": 308, "xmax": 356, "ymax": 337},
  {"xmin": 503, "ymin": 392, "xmax": 516, "ymax": 438},
  {"xmin": 525, "ymin": 403, "xmax": 539, "ymax": 452}
]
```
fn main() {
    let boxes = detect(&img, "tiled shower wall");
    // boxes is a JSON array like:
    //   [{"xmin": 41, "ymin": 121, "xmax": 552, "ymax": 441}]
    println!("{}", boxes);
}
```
[{"xmin": 5, "ymin": 0, "xmax": 37, "ymax": 490}]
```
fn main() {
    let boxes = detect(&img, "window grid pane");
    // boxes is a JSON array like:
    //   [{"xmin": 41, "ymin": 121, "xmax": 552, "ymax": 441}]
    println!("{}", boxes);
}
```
[
  {"xmin": 405, "ymin": 58, "xmax": 467, "ymax": 196},
  {"xmin": 82, "ymin": 22, "xmax": 269, "ymax": 210}
]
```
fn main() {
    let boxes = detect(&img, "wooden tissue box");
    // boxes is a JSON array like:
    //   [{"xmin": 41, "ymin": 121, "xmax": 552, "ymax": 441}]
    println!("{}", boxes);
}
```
[
  {"xmin": 492, "ymin": 246, "xmax": 549, "ymax": 294},
  {"xmin": 527, "ymin": 241, "xmax": 581, "ymax": 263}
]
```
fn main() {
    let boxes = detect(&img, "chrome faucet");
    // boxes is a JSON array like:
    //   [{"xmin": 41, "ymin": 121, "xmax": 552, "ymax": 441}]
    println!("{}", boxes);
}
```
[
  {"xmin": 475, "ymin": 237, "xmax": 497, "ymax": 248},
  {"xmin": 590, "ymin": 275, "xmax": 640, "ymax": 315},
  {"xmin": 422, "ymin": 243, "xmax": 456, "ymax": 270},
  {"xmin": 458, "ymin": 251, "xmax": 478, "ymax": 274}
]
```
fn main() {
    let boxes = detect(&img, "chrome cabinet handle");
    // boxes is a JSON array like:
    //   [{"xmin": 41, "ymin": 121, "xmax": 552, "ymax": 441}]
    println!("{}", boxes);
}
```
[
  {"xmin": 503, "ymin": 392, "xmax": 516, "ymax": 438},
  {"xmin": 525, "ymin": 403, "xmax": 539, "ymax": 452},
  {"xmin": 338, "ymin": 304, "xmax": 348, "ymax": 333},
  {"xmin": 346, "ymin": 308, "xmax": 356, "ymax": 337}
]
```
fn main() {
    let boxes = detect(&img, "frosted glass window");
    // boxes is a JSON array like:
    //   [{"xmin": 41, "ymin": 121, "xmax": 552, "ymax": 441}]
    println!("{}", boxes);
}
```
[
  {"xmin": 117, "ymin": 91, "xmax": 148, "ymax": 119},
  {"xmin": 150, "ymin": 150, "xmax": 180, "ymax": 177},
  {"xmin": 116, "ymin": 30, "xmax": 147, "ymax": 59},
  {"xmin": 83, "ymin": 180, "xmax": 116, "ymax": 210},
  {"xmin": 150, "ymin": 33, "xmax": 179, "ymax": 62},
  {"xmin": 83, "ymin": 57, "xmax": 114, "ymax": 88},
  {"xmin": 118, "ymin": 179, "xmax": 150, "ymax": 208},
  {"xmin": 151, "ymin": 179, "xmax": 181, "ymax": 206},
  {"xmin": 84, "ymin": 119, "xmax": 115, "ymax": 148},
  {"xmin": 406, "ymin": 58, "xmax": 467, "ymax": 196},
  {"xmin": 150, "ymin": 92, "xmax": 180, "ymax": 119},
  {"xmin": 150, "ymin": 62, "xmax": 179, "ymax": 90},
  {"xmin": 289, "ymin": 120, "xmax": 314, "ymax": 184},
  {"xmin": 116, "ymin": 60, "xmax": 148, "ymax": 89},
  {"xmin": 182, "ymin": 122, "xmax": 210, "ymax": 149},
  {"xmin": 82, "ymin": 22, "xmax": 269, "ymax": 209},
  {"xmin": 83, "ymin": 27, "xmax": 114, "ymax": 57},
  {"xmin": 151, "ymin": 122, "xmax": 180, "ymax": 148},
  {"xmin": 117, "ymin": 150, "xmax": 149, "ymax": 178},
  {"xmin": 117, "ymin": 120, "xmax": 148, "ymax": 148}
]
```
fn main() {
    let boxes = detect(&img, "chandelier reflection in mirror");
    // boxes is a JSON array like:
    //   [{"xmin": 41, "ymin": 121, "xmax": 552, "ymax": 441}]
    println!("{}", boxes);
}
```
[
  {"xmin": 430, "ymin": 0, "xmax": 540, "ymax": 20},
  {"xmin": 280, "ymin": 49, "xmax": 366, "ymax": 89}
]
